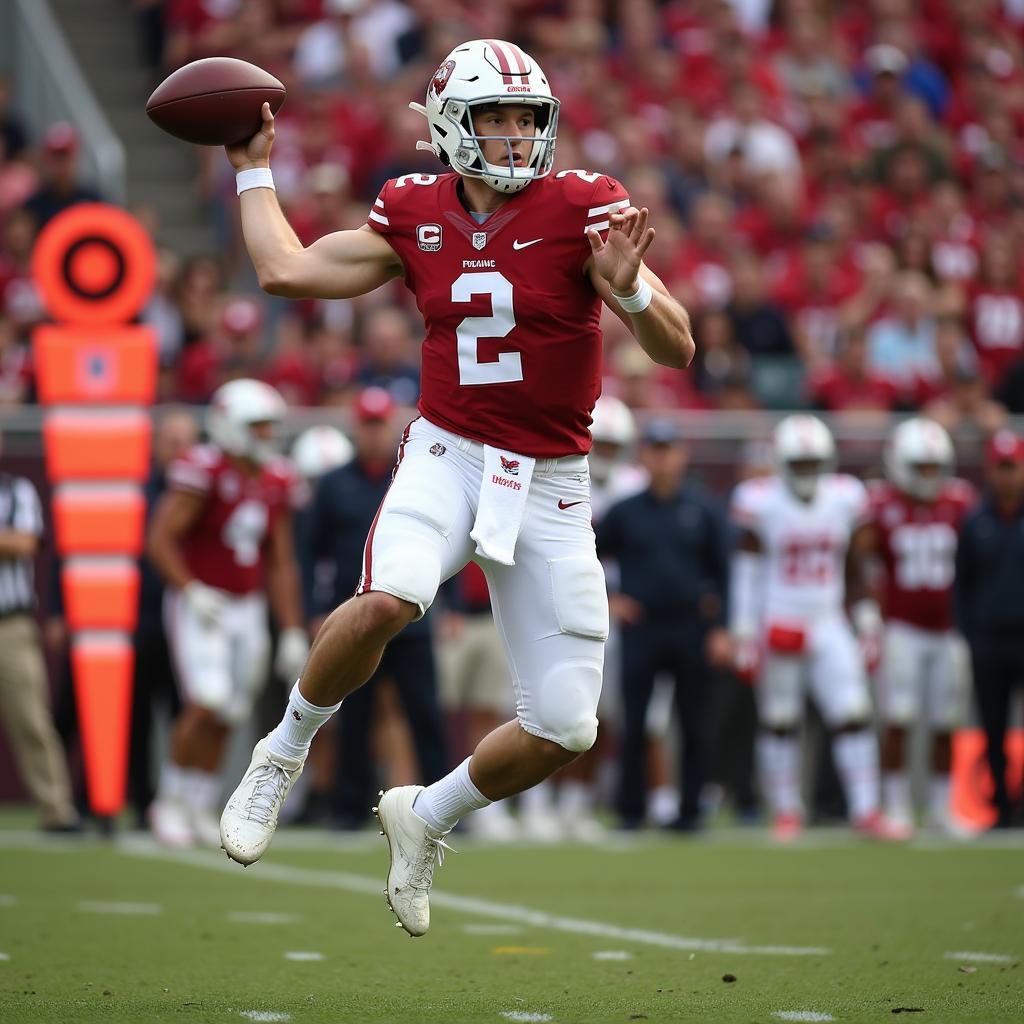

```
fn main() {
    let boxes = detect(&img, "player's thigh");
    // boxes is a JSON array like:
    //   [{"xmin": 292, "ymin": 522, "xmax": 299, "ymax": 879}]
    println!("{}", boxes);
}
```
[
  {"xmin": 757, "ymin": 653, "xmax": 804, "ymax": 728},
  {"xmin": 226, "ymin": 595, "xmax": 271, "ymax": 724},
  {"xmin": 808, "ymin": 617, "xmax": 872, "ymax": 728},
  {"xmin": 482, "ymin": 478, "xmax": 607, "ymax": 752},
  {"xmin": 878, "ymin": 621, "xmax": 925, "ymax": 726},
  {"xmin": 359, "ymin": 424, "xmax": 477, "ymax": 617},
  {"xmin": 925, "ymin": 631, "xmax": 972, "ymax": 730},
  {"xmin": 163, "ymin": 589, "xmax": 232, "ymax": 712}
]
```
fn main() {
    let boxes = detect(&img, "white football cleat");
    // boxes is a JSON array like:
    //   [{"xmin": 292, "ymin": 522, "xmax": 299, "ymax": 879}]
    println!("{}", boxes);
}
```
[
  {"xmin": 150, "ymin": 798, "xmax": 195, "ymax": 848},
  {"xmin": 373, "ymin": 785, "xmax": 453, "ymax": 937},
  {"xmin": 220, "ymin": 736, "xmax": 303, "ymax": 865}
]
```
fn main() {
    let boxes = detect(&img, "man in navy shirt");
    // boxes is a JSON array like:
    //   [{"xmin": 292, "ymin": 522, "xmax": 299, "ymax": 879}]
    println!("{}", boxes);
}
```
[
  {"xmin": 955, "ymin": 430, "xmax": 1024, "ymax": 828},
  {"xmin": 305, "ymin": 388, "xmax": 447, "ymax": 826},
  {"xmin": 597, "ymin": 418, "xmax": 731, "ymax": 830}
]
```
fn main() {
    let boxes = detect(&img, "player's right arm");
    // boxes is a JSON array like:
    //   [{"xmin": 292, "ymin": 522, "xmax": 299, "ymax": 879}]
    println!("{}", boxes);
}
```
[
  {"xmin": 228, "ymin": 103, "xmax": 404, "ymax": 300},
  {"xmin": 147, "ymin": 489, "xmax": 207, "ymax": 591}
]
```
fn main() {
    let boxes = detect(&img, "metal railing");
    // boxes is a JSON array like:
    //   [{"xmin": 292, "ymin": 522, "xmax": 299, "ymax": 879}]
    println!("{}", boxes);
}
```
[{"xmin": 0, "ymin": 0, "xmax": 125, "ymax": 204}]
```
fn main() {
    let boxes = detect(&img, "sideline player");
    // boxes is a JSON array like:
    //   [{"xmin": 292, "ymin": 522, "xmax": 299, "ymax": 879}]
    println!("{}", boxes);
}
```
[
  {"xmin": 728, "ymin": 414, "xmax": 902, "ymax": 841},
  {"xmin": 864, "ymin": 418, "xmax": 976, "ymax": 834},
  {"xmin": 218, "ymin": 39, "xmax": 693, "ymax": 935},
  {"xmin": 148, "ymin": 379, "xmax": 309, "ymax": 846}
]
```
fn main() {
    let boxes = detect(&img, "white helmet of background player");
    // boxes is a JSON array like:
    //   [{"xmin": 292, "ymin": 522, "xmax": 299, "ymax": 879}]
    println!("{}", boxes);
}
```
[
  {"xmin": 885, "ymin": 417, "xmax": 954, "ymax": 502},
  {"xmin": 207, "ymin": 379, "xmax": 286, "ymax": 466},
  {"xmin": 291, "ymin": 425, "xmax": 354, "ymax": 479},
  {"xmin": 410, "ymin": 39, "xmax": 559, "ymax": 194},
  {"xmin": 773, "ymin": 414, "xmax": 836, "ymax": 500},
  {"xmin": 589, "ymin": 396, "xmax": 637, "ymax": 485}
]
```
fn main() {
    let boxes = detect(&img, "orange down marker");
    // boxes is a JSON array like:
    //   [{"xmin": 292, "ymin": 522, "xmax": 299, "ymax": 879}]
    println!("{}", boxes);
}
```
[{"xmin": 32, "ymin": 204, "xmax": 157, "ymax": 818}]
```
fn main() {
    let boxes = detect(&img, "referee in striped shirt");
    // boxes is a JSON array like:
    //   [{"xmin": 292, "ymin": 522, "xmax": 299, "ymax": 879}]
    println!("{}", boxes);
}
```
[{"xmin": 0, "ymin": 431, "xmax": 77, "ymax": 830}]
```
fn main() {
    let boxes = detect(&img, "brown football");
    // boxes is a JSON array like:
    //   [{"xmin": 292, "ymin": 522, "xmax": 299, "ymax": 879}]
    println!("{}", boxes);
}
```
[{"xmin": 146, "ymin": 57, "xmax": 285, "ymax": 147}]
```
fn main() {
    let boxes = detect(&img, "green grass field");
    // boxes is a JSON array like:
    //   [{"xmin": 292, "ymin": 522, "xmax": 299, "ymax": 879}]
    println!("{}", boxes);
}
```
[{"xmin": 0, "ymin": 819, "xmax": 1021, "ymax": 1024}]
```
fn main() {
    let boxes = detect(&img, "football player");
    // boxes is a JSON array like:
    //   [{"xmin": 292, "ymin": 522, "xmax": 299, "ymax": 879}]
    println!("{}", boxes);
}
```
[
  {"xmin": 218, "ymin": 39, "xmax": 693, "ymax": 935},
  {"xmin": 147, "ymin": 379, "xmax": 309, "ymax": 846},
  {"xmin": 729, "ymin": 414, "xmax": 902, "ymax": 841},
  {"xmin": 864, "ymin": 418, "xmax": 976, "ymax": 834}
]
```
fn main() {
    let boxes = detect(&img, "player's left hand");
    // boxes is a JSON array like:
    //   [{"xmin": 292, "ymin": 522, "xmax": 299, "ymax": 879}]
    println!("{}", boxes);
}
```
[
  {"xmin": 275, "ymin": 626, "xmax": 309, "ymax": 682},
  {"xmin": 587, "ymin": 206, "xmax": 655, "ymax": 294}
]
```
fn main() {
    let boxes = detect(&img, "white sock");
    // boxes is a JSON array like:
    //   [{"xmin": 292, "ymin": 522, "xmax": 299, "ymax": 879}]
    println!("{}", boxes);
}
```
[
  {"xmin": 158, "ymin": 762, "xmax": 189, "ymax": 802},
  {"xmin": 833, "ymin": 730, "xmax": 880, "ymax": 821},
  {"xmin": 928, "ymin": 773, "xmax": 951, "ymax": 822},
  {"xmin": 413, "ymin": 757, "xmax": 491, "ymax": 832},
  {"xmin": 558, "ymin": 780, "xmax": 594, "ymax": 819},
  {"xmin": 757, "ymin": 733, "xmax": 802, "ymax": 816},
  {"xmin": 266, "ymin": 682, "xmax": 341, "ymax": 762},
  {"xmin": 882, "ymin": 772, "xmax": 912, "ymax": 823},
  {"xmin": 520, "ymin": 780, "xmax": 555, "ymax": 817},
  {"xmin": 182, "ymin": 769, "xmax": 221, "ymax": 813},
  {"xmin": 648, "ymin": 785, "xmax": 680, "ymax": 825}
]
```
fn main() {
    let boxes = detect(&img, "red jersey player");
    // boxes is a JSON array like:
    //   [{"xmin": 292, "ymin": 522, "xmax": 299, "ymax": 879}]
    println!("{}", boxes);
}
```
[
  {"xmin": 218, "ymin": 39, "xmax": 693, "ymax": 936},
  {"xmin": 864, "ymin": 417, "xmax": 977, "ymax": 834},
  {"xmin": 147, "ymin": 379, "xmax": 309, "ymax": 847}
]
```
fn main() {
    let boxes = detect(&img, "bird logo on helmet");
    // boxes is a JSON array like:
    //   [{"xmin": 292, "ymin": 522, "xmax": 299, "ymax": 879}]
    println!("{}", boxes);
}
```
[
  {"xmin": 773, "ymin": 414, "xmax": 836, "ymax": 501},
  {"xmin": 207, "ymin": 378, "xmax": 287, "ymax": 466},
  {"xmin": 409, "ymin": 39, "xmax": 560, "ymax": 195},
  {"xmin": 885, "ymin": 417, "xmax": 954, "ymax": 502}
]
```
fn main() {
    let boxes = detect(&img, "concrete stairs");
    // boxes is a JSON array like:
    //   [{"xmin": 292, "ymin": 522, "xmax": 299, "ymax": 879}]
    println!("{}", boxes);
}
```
[{"xmin": 48, "ymin": 0, "xmax": 214, "ymax": 255}]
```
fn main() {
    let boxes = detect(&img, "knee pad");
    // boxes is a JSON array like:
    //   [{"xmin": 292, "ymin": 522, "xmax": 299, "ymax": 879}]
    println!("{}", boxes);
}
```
[{"xmin": 521, "ymin": 657, "xmax": 603, "ymax": 753}]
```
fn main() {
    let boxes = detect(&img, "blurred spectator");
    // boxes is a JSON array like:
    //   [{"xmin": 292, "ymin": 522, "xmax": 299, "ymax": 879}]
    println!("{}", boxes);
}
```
[
  {"xmin": 809, "ymin": 324, "xmax": 899, "ymax": 414},
  {"xmin": 0, "ymin": 314, "xmax": 32, "ymax": 407},
  {"xmin": 0, "ymin": 208, "xmax": 45, "ymax": 342},
  {"xmin": 691, "ymin": 309, "xmax": 752, "ymax": 403},
  {"xmin": 955, "ymin": 431, "xmax": 1024, "ymax": 828},
  {"xmin": 356, "ymin": 305, "xmax": 420, "ymax": 407},
  {"xmin": 965, "ymin": 232, "xmax": 1024, "ymax": 386},
  {"xmin": 305, "ymin": 387, "xmax": 447, "ymax": 826},
  {"xmin": 22, "ymin": 124, "xmax": 102, "ymax": 228},
  {"xmin": 0, "ymin": 73, "xmax": 28, "ymax": 158},
  {"xmin": 0, "ymin": 429, "xmax": 78, "ymax": 831},
  {"xmin": 865, "ymin": 270, "xmax": 940, "ymax": 396},
  {"xmin": 178, "ymin": 295, "xmax": 265, "ymax": 402},
  {"xmin": 597, "ymin": 418, "xmax": 731, "ymax": 831},
  {"xmin": 726, "ymin": 250, "xmax": 796, "ymax": 358},
  {"xmin": 0, "ymin": 134, "xmax": 38, "ymax": 220}
]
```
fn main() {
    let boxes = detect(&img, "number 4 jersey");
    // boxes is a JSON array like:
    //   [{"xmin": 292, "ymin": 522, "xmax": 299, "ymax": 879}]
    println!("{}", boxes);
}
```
[
  {"xmin": 866, "ymin": 478, "xmax": 977, "ymax": 631},
  {"xmin": 367, "ymin": 169, "xmax": 630, "ymax": 457},
  {"xmin": 166, "ymin": 444, "xmax": 308, "ymax": 594}
]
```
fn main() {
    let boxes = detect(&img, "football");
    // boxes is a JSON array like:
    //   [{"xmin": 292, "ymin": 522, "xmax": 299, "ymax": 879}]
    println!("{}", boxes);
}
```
[{"xmin": 146, "ymin": 57, "xmax": 285, "ymax": 147}]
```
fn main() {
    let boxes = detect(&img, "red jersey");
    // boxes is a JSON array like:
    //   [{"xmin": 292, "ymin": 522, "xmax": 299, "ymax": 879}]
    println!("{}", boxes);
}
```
[
  {"xmin": 867, "ymin": 478, "xmax": 977, "ymax": 631},
  {"xmin": 967, "ymin": 285, "xmax": 1024, "ymax": 384},
  {"xmin": 167, "ymin": 444, "xmax": 307, "ymax": 594},
  {"xmin": 367, "ymin": 169, "xmax": 630, "ymax": 457}
]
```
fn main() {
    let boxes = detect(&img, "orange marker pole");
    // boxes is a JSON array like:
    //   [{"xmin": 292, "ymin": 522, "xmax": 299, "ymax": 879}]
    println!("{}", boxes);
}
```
[{"xmin": 32, "ymin": 204, "xmax": 157, "ymax": 820}]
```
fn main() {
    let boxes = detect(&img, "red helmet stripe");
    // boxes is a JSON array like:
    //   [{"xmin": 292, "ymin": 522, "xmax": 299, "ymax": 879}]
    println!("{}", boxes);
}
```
[
  {"xmin": 486, "ymin": 39, "xmax": 515, "ymax": 84},
  {"xmin": 505, "ymin": 42, "xmax": 530, "ymax": 75}
]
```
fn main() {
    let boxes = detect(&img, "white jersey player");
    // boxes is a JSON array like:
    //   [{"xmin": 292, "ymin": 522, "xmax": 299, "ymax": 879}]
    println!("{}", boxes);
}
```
[{"xmin": 729, "ymin": 414, "xmax": 902, "ymax": 841}]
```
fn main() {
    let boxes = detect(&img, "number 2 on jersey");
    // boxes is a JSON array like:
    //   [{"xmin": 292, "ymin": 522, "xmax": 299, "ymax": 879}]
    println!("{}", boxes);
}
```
[{"xmin": 452, "ymin": 271, "xmax": 522, "ymax": 385}]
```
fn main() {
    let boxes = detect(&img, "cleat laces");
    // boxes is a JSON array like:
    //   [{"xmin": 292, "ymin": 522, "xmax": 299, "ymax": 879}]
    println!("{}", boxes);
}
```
[
  {"xmin": 243, "ymin": 762, "xmax": 291, "ymax": 825},
  {"xmin": 408, "ymin": 832, "xmax": 455, "ymax": 892}
]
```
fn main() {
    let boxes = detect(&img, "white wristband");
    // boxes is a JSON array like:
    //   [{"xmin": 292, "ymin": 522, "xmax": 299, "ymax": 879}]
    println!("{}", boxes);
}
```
[
  {"xmin": 236, "ymin": 167, "xmax": 275, "ymax": 195},
  {"xmin": 611, "ymin": 276, "xmax": 653, "ymax": 314}
]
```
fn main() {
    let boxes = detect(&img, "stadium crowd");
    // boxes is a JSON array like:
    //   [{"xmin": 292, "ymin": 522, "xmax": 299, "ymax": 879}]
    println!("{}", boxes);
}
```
[{"xmin": 0, "ymin": 1, "xmax": 1023, "ymax": 839}]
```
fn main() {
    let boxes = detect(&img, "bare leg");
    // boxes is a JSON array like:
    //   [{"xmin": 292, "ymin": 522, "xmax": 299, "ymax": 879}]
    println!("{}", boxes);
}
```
[
  {"xmin": 881, "ymin": 725, "xmax": 906, "ymax": 772},
  {"xmin": 299, "ymin": 592, "xmax": 417, "ymax": 707},
  {"xmin": 169, "ymin": 706, "xmax": 229, "ymax": 772},
  {"xmin": 469, "ymin": 720, "xmax": 579, "ymax": 801}
]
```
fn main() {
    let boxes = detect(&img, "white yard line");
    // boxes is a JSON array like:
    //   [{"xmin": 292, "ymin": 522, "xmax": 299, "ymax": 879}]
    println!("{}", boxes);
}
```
[
  {"xmin": 0, "ymin": 952, "xmax": 10, "ymax": 961},
  {"xmin": 115, "ymin": 838, "xmax": 831, "ymax": 957},
  {"xmin": 462, "ymin": 924, "xmax": 524, "ymax": 935},
  {"xmin": 944, "ymin": 951, "xmax": 1018, "ymax": 964},
  {"xmin": 238, "ymin": 1013, "xmax": 292, "ymax": 1022},
  {"xmin": 0, "ymin": 895, "xmax": 16, "ymax": 907},
  {"xmin": 499, "ymin": 1014, "xmax": 553, "ymax": 1023},
  {"xmin": 772, "ymin": 1013, "xmax": 835, "ymax": 1022},
  {"xmin": 592, "ymin": 950, "xmax": 633, "ymax": 961},
  {"xmin": 283, "ymin": 951, "xmax": 324, "ymax": 961},
  {"xmin": 77, "ymin": 900, "xmax": 162, "ymax": 915}
]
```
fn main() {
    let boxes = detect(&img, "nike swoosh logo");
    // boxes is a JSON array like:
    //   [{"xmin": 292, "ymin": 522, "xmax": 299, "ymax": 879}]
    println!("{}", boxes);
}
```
[
  {"xmin": 558, "ymin": 499, "xmax": 584, "ymax": 510},
  {"xmin": 512, "ymin": 238, "xmax": 543, "ymax": 250}
]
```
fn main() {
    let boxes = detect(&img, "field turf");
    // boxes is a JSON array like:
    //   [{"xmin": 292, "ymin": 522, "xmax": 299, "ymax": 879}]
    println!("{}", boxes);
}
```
[{"xmin": 0, "ymin": 819, "xmax": 1021, "ymax": 1023}]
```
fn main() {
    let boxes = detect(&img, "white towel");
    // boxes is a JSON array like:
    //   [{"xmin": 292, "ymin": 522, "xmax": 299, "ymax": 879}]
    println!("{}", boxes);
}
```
[{"xmin": 470, "ymin": 445, "xmax": 536, "ymax": 565}]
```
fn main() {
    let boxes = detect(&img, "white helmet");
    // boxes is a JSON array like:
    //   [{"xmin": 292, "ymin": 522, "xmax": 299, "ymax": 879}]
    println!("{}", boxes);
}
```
[
  {"xmin": 207, "ymin": 379, "xmax": 286, "ymax": 465},
  {"xmin": 591, "ymin": 396, "xmax": 637, "ymax": 448},
  {"xmin": 291, "ymin": 425, "xmax": 354, "ymax": 479},
  {"xmin": 773, "ymin": 414, "xmax": 836, "ymax": 500},
  {"xmin": 410, "ymin": 39, "xmax": 559, "ymax": 194},
  {"xmin": 885, "ymin": 417, "xmax": 954, "ymax": 501}
]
